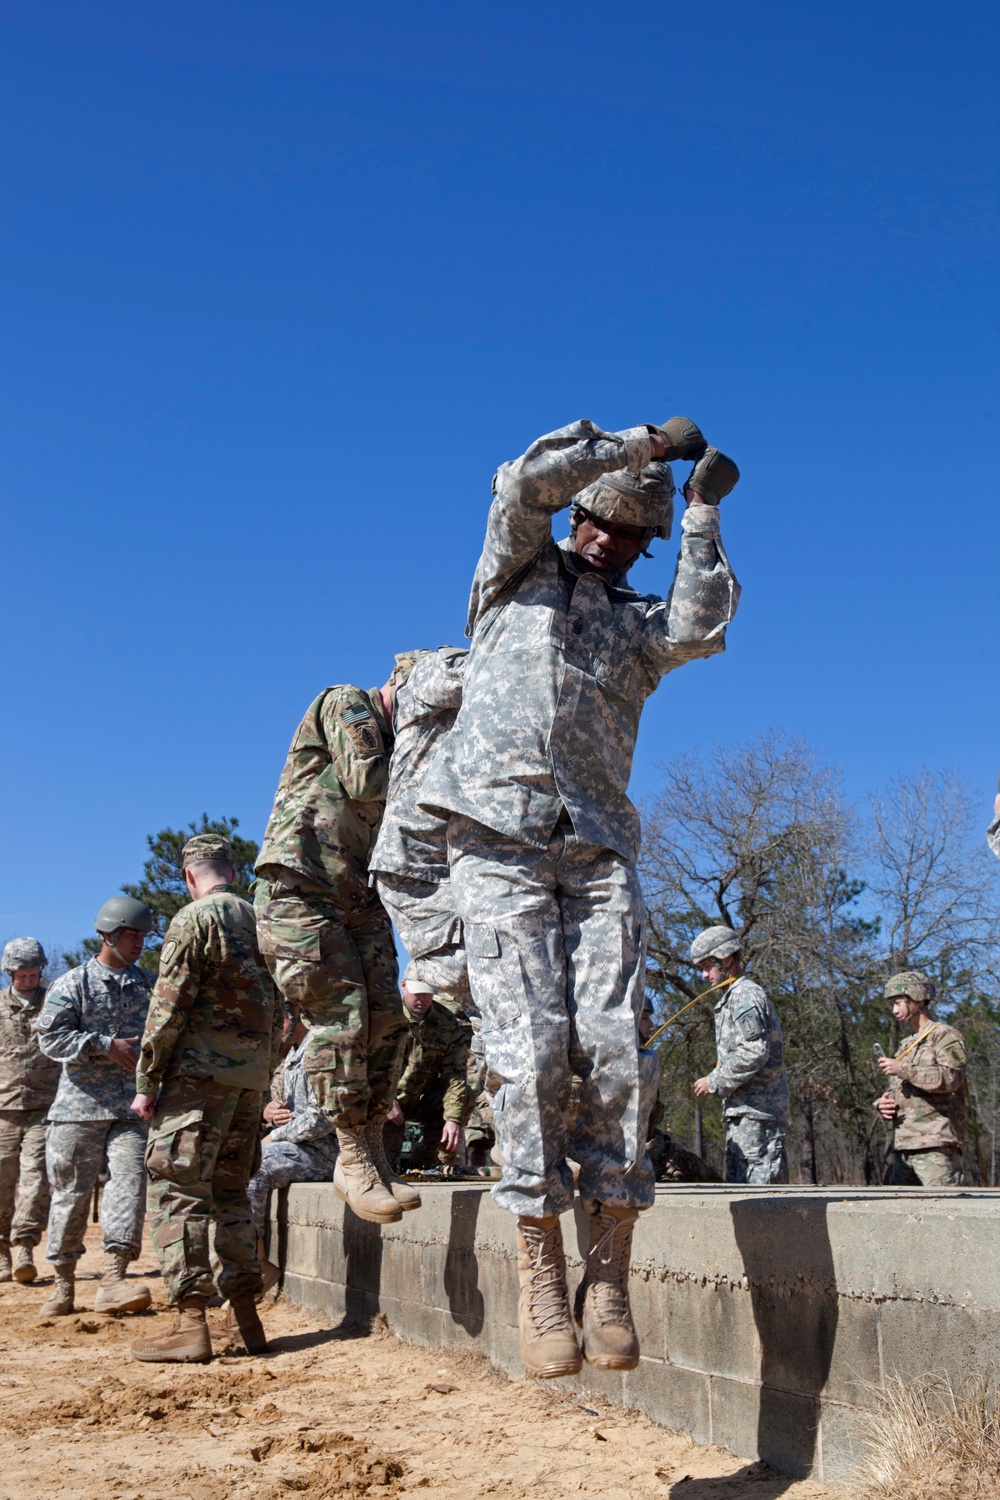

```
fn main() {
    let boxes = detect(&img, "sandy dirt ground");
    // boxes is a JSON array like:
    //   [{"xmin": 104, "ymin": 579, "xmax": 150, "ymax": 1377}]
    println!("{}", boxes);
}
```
[{"xmin": 0, "ymin": 1233, "xmax": 838, "ymax": 1500}]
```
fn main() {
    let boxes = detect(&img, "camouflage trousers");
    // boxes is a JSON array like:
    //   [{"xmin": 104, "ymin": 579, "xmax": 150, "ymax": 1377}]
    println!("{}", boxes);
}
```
[
  {"xmin": 255, "ymin": 880, "xmax": 407, "ymax": 1130},
  {"xmin": 888, "ymin": 1147, "xmax": 964, "ymax": 1187},
  {"xmin": 0, "ymin": 1107, "xmax": 51, "ymax": 1247},
  {"xmin": 145, "ymin": 1080, "xmax": 262, "ymax": 1305},
  {"xmin": 448, "ymin": 814, "xmax": 657, "ymax": 1219},
  {"xmin": 247, "ymin": 1139, "xmax": 338, "ymax": 1235},
  {"xmin": 374, "ymin": 872, "xmax": 472, "ymax": 1008},
  {"xmin": 45, "ymin": 1119, "xmax": 148, "ymax": 1266},
  {"xmin": 724, "ymin": 1116, "xmax": 788, "ymax": 1185}
]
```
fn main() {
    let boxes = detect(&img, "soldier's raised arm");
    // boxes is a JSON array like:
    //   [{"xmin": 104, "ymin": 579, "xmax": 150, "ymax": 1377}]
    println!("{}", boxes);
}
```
[{"xmin": 466, "ymin": 420, "xmax": 655, "ymax": 629}]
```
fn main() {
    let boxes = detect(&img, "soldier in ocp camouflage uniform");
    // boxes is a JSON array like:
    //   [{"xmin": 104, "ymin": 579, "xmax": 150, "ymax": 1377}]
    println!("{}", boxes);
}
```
[
  {"xmin": 383, "ymin": 969, "xmax": 474, "ymax": 1171},
  {"xmin": 420, "ymin": 415, "xmax": 740, "ymax": 1378},
  {"xmin": 690, "ymin": 927, "xmax": 789, "ymax": 1185},
  {"xmin": 254, "ymin": 671, "xmax": 415, "ymax": 1226},
  {"xmin": 37, "ymin": 897, "xmax": 156, "ymax": 1317},
  {"xmin": 130, "ymin": 834, "xmax": 282, "ymax": 1363},
  {"xmin": 874, "ymin": 971, "xmax": 966, "ymax": 1187},
  {"xmin": 0, "ymin": 938, "xmax": 60, "ymax": 1284},
  {"xmin": 371, "ymin": 647, "xmax": 471, "ymax": 1007}
]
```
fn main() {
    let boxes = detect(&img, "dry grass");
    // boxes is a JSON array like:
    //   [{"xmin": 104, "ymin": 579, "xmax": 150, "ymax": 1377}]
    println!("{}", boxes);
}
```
[{"xmin": 854, "ymin": 1372, "xmax": 1000, "ymax": 1500}]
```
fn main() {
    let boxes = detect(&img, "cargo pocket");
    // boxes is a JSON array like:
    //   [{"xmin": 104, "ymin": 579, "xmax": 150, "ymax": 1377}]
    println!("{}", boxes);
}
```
[
  {"xmin": 145, "ymin": 1108, "xmax": 205, "ymax": 1185},
  {"xmin": 255, "ymin": 898, "xmax": 325, "ymax": 963},
  {"xmin": 465, "ymin": 924, "xmax": 521, "ymax": 1030}
]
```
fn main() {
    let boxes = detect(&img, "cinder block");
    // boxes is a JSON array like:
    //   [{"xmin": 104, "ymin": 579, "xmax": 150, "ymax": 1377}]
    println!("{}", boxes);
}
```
[
  {"xmin": 665, "ymin": 1275, "xmax": 758, "ymax": 1382},
  {"xmin": 817, "ymin": 1399, "xmax": 869, "ymax": 1485},
  {"xmin": 711, "ymin": 1375, "xmax": 820, "ymax": 1479},
  {"xmin": 821, "ymin": 1296, "xmax": 880, "ymax": 1405},
  {"xmin": 878, "ymin": 1298, "xmax": 1000, "ymax": 1387},
  {"xmin": 625, "ymin": 1358, "xmax": 712, "ymax": 1446}
]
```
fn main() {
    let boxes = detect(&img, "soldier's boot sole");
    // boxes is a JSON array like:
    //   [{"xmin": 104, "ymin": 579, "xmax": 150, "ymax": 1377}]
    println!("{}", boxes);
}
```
[
  {"xmin": 95, "ymin": 1282, "xmax": 153, "ymax": 1314},
  {"xmin": 229, "ymin": 1294, "xmax": 268, "ymax": 1355},
  {"xmin": 12, "ymin": 1249, "xmax": 37, "ymax": 1284}
]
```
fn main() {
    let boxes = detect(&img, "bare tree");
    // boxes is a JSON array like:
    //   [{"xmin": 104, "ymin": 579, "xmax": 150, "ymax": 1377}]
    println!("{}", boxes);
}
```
[{"xmin": 640, "ymin": 731, "xmax": 880, "ymax": 1182}]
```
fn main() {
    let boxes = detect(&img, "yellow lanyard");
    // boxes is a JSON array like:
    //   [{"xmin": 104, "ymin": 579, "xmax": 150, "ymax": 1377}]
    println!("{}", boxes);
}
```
[
  {"xmin": 645, "ymin": 975, "xmax": 739, "ymax": 1049},
  {"xmin": 894, "ymin": 1022, "xmax": 939, "ymax": 1065}
]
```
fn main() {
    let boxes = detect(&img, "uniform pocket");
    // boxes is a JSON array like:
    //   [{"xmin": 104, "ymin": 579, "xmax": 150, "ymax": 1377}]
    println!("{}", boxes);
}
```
[
  {"xmin": 465, "ymin": 924, "xmax": 521, "ymax": 1030},
  {"xmin": 256, "ymin": 901, "xmax": 325, "ymax": 964},
  {"xmin": 145, "ymin": 1107, "xmax": 205, "ymax": 1185}
]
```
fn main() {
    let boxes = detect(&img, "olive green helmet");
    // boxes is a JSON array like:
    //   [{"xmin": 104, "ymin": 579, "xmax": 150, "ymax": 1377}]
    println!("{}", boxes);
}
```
[{"xmin": 94, "ymin": 896, "xmax": 155, "ymax": 936}]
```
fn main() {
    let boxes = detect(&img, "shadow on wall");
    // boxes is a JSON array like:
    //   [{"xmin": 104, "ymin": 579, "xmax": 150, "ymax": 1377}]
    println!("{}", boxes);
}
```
[
  {"xmin": 341, "ymin": 1205, "xmax": 384, "ymax": 1329},
  {"xmin": 730, "ymin": 1196, "xmax": 839, "ymax": 1481},
  {"xmin": 443, "ymin": 1189, "xmax": 486, "ymax": 1336}
]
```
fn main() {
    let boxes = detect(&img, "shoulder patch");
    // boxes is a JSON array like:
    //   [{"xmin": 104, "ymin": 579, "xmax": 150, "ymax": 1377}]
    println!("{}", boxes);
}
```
[
  {"xmin": 340, "ymin": 702, "xmax": 383, "ymax": 757},
  {"xmin": 37, "ymin": 1011, "xmax": 56, "ymax": 1030},
  {"xmin": 341, "ymin": 703, "xmax": 374, "ymax": 726},
  {"xmin": 160, "ymin": 939, "xmax": 178, "ymax": 968}
]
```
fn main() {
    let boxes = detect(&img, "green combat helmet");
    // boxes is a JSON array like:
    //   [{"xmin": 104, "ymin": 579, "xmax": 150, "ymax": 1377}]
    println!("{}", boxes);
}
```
[
  {"xmin": 884, "ymin": 970, "xmax": 936, "ymax": 1007},
  {"xmin": 689, "ymin": 925, "xmax": 743, "ymax": 964},
  {"xmin": 94, "ymin": 896, "xmax": 155, "ymax": 937},
  {"xmin": 2, "ymin": 937, "xmax": 47, "ymax": 973}
]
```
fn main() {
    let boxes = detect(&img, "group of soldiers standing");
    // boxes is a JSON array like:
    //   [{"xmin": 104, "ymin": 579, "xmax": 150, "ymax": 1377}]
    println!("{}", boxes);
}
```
[{"xmin": 1, "ymin": 413, "xmax": 993, "ymax": 1379}]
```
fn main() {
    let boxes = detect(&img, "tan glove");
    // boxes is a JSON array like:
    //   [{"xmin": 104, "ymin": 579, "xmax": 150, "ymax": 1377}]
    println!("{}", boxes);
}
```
[
  {"xmin": 684, "ymin": 447, "xmax": 740, "ymax": 505},
  {"xmin": 652, "ymin": 416, "xmax": 708, "ymax": 462}
]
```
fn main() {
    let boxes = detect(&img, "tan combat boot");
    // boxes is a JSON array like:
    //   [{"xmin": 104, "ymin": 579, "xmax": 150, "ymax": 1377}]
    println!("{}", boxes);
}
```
[
  {"xmin": 516, "ymin": 1215, "xmax": 582, "ymax": 1379},
  {"xmin": 257, "ymin": 1237, "xmax": 280, "ymax": 1295},
  {"xmin": 333, "ymin": 1127, "xmax": 403, "ymax": 1224},
  {"xmin": 94, "ymin": 1249, "xmax": 153, "ymax": 1313},
  {"xmin": 39, "ymin": 1266, "xmax": 75, "ymax": 1317},
  {"xmin": 364, "ymin": 1117, "xmax": 422, "ymax": 1212},
  {"xmin": 575, "ymin": 1202, "xmax": 640, "ymax": 1370},
  {"xmin": 228, "ymin": 1291, "xmax": 268, "ymax": 1354},
  {"xmin": 0, "ymin": 1246, "xmax": 11, "ymax": 1283},
  {"xmin": 12, "ymin": 1245, "xmax": 37, "ymax": 1284},
  {"xmin": 131, "ymin": 1298, "xmax": 212, "ymax": 1363}
]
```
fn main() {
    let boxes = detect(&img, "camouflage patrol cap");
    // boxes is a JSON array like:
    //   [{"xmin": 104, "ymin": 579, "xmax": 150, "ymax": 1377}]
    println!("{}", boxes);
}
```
[
  {"xmin": 181, "ymin": 833, "xmax": 234, "ymax": 869},
  {"xmin": 402, "ymin": 960, "xmax": 434, "ymax": 994},
  {"xmin": 885, "ymin": 970, "xmax": 935, "ymax": 1006},
  {"xmin": 689, "ymin": 926, "xmax": 743, "ymax": 964},
  {"xmin": 2, "ymin": 936, "xmax": 46, "ymax": 972},
  {"xmin": 573, "ymin": 459, "xmax": 676, "ymax": 540}
]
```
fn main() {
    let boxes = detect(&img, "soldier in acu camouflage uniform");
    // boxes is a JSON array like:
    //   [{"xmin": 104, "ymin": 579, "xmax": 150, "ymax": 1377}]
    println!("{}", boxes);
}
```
[
  {"xmin": 371, "ymin": 647, "xmax": 471, "ymax": 1008},
  {"xmin": 37, "ymin": 897, "xmax": 156, "ymax": 1317},
  {"xmin": 130, "ymin": 834, "xmax": 282, "ymax": 1363},
  {"xmin": 874, "ymin": 971, "xmax": 966, "ymax": 1187},
  {"xmin": 988, "ymin": 789, "xmax": 1000, "ymax": 862},
  {"xmin": 253, "ymin": 670, "xmax": 415, "ymax": 1227},
  {"xmin": 0, "ymin": 938, "xmax": 60, "ymax": 1285},
  {"xmin": 384, "ymin": 969, "xmax": 474, "ymax": 1171},
  {"xmin": 419, "ymin": 416, "xmax": 740, "ymax": 1379},
  {"xmin": 691, "ymin": 926, "xmax": 789, "ymax": 1185}
]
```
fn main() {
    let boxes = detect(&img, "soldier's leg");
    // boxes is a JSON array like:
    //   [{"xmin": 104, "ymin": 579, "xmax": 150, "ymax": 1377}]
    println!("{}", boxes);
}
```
[
  {"xmin": 0, "ymin": 1111, "xmax": 25, "ymax": 1249},
  {"xmin": 146, "ymin": 1087, "xmax": 229, "ymax": 1305},
  {"xmin": 724, "ymin": 1121, "xmax": 749, "ymax": 1183},
  {"xmin": 559, "ymin": 841, "xmax": 655, "ymax": 1212},
  {"xmin": 45, "ymin": 1122, "xmax": 110, "ymax": 1266},
  {"xmin": 351, "ymin": 906, "xmax": 406, "ymax": 1122},
  {"xmin": 101, "ymin": 1121, "xmax": 149, "ymax": 1260},
  {"xmin": 726, "ymin": 1118, "xmax": 788, "ymax": 1185},
  {"xmin": 375, "ymin": 873, "xmax": 471, "ymax": 1007},
  {"xmin": 449, "ymin": 817, "xmax": 574, "ymax": 1219},
  {"xmin": 906, "ymin": 1148, "xmax": 963, "ymax": 1187},
  {"xmin": 210, "ymin": 1088, "xmax": 264, "ymax": 1302},
  {"xmin": 11, "ymin": 1109, "xmax": 51, "ymax": 1249},
  {"xmin": 249, "ymin": 1139, "xmax": 336, "ymax": 1236}
]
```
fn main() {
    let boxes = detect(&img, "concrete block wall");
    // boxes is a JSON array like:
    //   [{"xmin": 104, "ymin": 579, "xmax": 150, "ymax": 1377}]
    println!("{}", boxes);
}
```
[{"xmin": 269, "ymin": 1183, "xmax": 1000, "ymax": 1484}]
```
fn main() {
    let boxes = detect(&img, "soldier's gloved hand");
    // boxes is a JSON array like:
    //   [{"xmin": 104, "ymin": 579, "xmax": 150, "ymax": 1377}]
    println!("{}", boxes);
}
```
[
  {"xmin": 684, "ymin": 447, "xmax": 740, "ymax": 505},
  {"xmin": 650, "ymin": 416, "xmax": 708, "ymax": 462}
]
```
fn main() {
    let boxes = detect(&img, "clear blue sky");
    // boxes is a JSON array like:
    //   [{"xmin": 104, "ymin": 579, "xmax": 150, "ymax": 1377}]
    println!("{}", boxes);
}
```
[{"xmin": 2, "ymin": 1, "xmax": 998, "ymax": 954}]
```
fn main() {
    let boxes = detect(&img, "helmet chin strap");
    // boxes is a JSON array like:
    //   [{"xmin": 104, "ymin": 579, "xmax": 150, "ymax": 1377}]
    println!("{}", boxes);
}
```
[{"xmin": 107, "ymin": 930, "xmax": 131, "ymax": 968}]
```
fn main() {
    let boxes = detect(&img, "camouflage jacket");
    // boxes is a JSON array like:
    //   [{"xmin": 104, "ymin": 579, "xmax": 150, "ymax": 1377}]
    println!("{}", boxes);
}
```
[
  {"xmin": 888, "ymin": 1021, "xmax": 966, "ymax": 1152},
  {"xmin": 370, "ymin": 647, "xmax": 467, "ymax": 884},
  {"xmin": 988, "ymin": 815, "xmax": 1000, "ymax": 863},
  {"xmin": 419, "ymin": 421, "xmax": 739, "ymax": 862},
  {"xmin": 136, "ymin": 884, "xmax": 281, "ymax": 1096},
  {"xmin": 255, "ymin": 685, "xmax": 392, "ymax": 907},
  {"xmin": 0, "ymin": 985, "xmax": 60, "ymax": 1111},
  {"xmin": 38, "ymin": 959, "xmax": 153, "ymax": 1121},
  {"xmin": 267, "ymin": 1036, "xmax": 338, "ymax": 1161},
  {"xmin": 396, "ymin": 997, "xmax": 474, "ymax": 1124},
  {"xmin": 707, "ymin": 975, "xmax": 789, "ymax": 1124}
]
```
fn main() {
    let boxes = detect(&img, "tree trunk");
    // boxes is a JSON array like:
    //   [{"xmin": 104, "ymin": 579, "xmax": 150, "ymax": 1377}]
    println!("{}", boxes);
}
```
[
  {"xmin": 800, "ymin": 1094, "xmax": 818, "ymax": 1185},
  {"xmin": 693, "ymin": 1101, "xmax": 704, "ymax": 1161}
]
